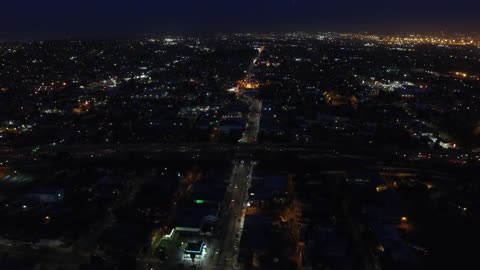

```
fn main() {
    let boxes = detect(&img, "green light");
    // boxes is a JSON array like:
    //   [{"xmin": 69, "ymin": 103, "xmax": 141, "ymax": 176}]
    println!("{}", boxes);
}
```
[{"xmin": 194, "ymin": 200, "xmax": 205, "ymax": 204}]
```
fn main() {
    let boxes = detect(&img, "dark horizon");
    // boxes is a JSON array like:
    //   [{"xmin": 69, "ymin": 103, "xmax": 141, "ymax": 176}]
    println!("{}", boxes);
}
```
[
  {"xmin": 2, "ymin": 27, "xmax": 480, "ymax": 43},
  {"xmin": 2, "ymin": 0, "xmax": 480, "ymax": 40}
]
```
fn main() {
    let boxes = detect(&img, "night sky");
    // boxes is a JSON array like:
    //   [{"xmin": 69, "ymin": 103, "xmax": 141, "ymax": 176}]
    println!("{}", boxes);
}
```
[{"xmin": 2, "ymin": 0, "xmax": 480, "ymax": 39}]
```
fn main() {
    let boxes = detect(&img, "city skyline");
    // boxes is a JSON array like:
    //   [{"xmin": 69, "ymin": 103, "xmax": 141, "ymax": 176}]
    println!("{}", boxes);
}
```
[
  {"xmin": 1, "ymin": 3, "xmax": 480, "ymax": 270},
  {"xmin": 2, "ymin": 0, "xmax": 480, "ymax": 40}
]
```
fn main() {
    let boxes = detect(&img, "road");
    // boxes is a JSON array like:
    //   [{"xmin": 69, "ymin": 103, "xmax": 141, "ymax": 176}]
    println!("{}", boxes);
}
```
[
  {"xmin": 208, "ymin": 160, "xmax": 254, "ymax": 270},
  {"xmin": 206, "ymin": 46, "xmax": 264, "ymax": 268},
  {"xmin": 240, "ymin": 98, "xmax": 262, "ymax": 144},
  {"xmin": 235, "ymin": 46, "xmax": 264, "ymax": 144}
]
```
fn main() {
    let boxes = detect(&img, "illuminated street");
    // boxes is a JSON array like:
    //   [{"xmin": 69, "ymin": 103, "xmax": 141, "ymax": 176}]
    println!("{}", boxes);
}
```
[
  {"xmin": 207, "ymin": 160, "xmax": 254, "ymax": 270},
  {"xmin": 240, "ymin": 98, "xmax": 262, "ymax": 144},
  {"xmin": 235, "ymin": 47, "xmax": 264, "ymax": 144}
]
